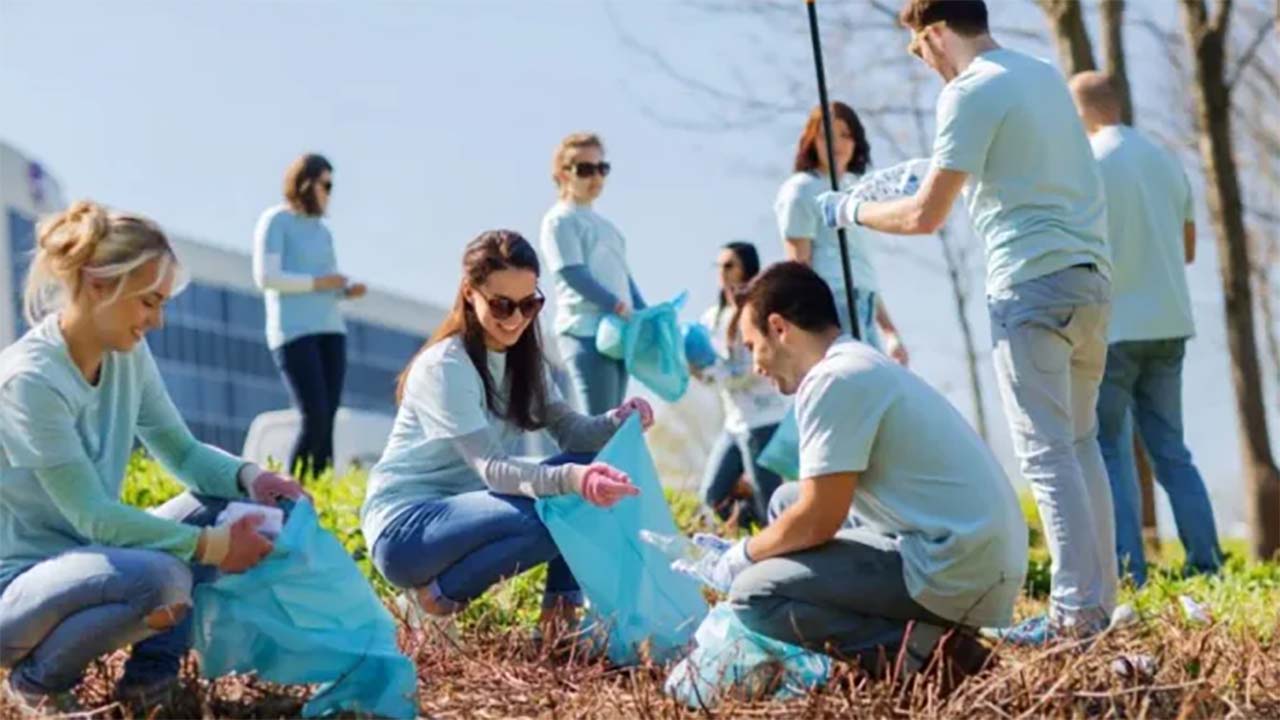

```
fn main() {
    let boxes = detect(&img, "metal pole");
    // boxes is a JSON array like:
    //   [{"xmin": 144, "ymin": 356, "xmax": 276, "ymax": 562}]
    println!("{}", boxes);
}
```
[{"xmin": 804, "ymin": 0, "xmax": 860, "ymax": 341}]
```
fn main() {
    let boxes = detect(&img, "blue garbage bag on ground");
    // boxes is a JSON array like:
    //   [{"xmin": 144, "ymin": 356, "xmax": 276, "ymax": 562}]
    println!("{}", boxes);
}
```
[
  {"xmin": 665, "ymin": 603, "xmax": 831, "ymax": 709},
  {"xmin": 682, "ymin": 323, "xmax": 718, "ymax": 370},
  {"xmin": 192, "ymin": 500, "xmax": 418, "ymax": 719},
  {"xmin": 756, "ymin": 408, "xmax": 799, "ymax": 481},
  {"xmin": 536, "ymin": 415, "xmax": 708, "ymax": 665},
  {"xmin": 594, "ymin": 293, "xmax": 692, "ymax": 402}
]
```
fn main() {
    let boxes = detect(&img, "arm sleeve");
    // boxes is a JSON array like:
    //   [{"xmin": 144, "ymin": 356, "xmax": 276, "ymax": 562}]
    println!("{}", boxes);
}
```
[
  {"xmin": 0, "ymin": 377, "xmax": 202, "ymax": 558},
  {"xmin": 542, "ymin": 399, "xmax": 619, "ymax": 453},
  {"xmin": 135, "ymin": 344, "xmax": 246, "ymax": 498},
  {"xmin": 252, "ymin": 212, "xmax": 316, "ymax": 294},
  {"xmin": 797, "ymin": 367, "xmax": 896, "ymax": 480},
  {"xmin": 558, "ymin": 265, "xmax": 622, "ymax": 310},
  {"xmin": 450, "ymin": 428, "xmax": 578, "ymax": 498},
  {"xmin": 775, "ymin": 180, "xmax": 818, "ymax": 241},
  {"xmin": 628, "ymin": 275, "xmax": 647, "ymax": 310},
  {"xmin": 931, "ymin": 83, "xmax": 998, "ymax": 176}
]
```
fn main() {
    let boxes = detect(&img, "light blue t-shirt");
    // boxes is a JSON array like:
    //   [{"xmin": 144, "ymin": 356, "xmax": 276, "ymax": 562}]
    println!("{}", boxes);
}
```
[
  {"xmin": 361, "ymin": 336, "xmax": 525, "ymax": 546},
  {"xmin": 932, "ymin": 48, "xmax": 1110, "ymax": 295},
  {"xmin": 775, "ymin": 171, "xmax": 881, "ymax": 297},
  {"xmin": 1091, "ymin": 126, "xmax": 1196, "ymax": 342},
  {"xmin": 539, "ymin": 201, "xmax": 633, "ymax": 338},
  {"xmin": 253, "ymin": 204, "xmax": 347, "ymax": 349},
  {"xmin": 796, "ymin": 340, "xmax": 1027, "ymax": 627},
  {"xmin": 0, "ymin": 316, "xmax": 246, "ymax": 592}
]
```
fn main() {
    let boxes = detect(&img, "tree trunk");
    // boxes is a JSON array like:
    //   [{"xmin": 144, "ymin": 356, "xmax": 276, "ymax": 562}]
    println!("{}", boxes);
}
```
[
  {"xmin": 1039, "ymin": 0, "xmax": 1098, "ymax": 75},
  {"xmin": 1181, "ymin": 0, "xmax": 1280, "ymax": 560},
  {"xmin": 1100, "ymin": 0, "xmax": 1136, "ymax": 125}
]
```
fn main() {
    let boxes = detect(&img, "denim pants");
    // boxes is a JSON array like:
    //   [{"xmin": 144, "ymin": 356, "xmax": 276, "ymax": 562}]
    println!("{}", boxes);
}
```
[
  {"xmin": 699, "ymin": 424, "xmax": 783, "ymax": 528},
  {"xmin": 273, "ymin": 332, "xmax": 347, "ymax": 475},
  {"xmin": 988, "ymin": 265, "xmax": 1116, "ymax": 631},
  {"xmin": 0, "ymin": 493, "xmax": 225, "ymax": 694},
  {"xmin": 730, "ymin": 486, "xmax": 953, "ymax": 673},
  {"xmin": 835, "ymin": 290, "xmax": 882, "ymax": 350},
  {"xmin": 1096, "ymin": 338, "xmax": 1221, "ymax": 585},
  {"xmin": 370, "ymin": 455, "xmax": 590, "ymax": 613},
  {"xmin": 558, "ymin": 334, "xmax": 627, "ymax": 415}
]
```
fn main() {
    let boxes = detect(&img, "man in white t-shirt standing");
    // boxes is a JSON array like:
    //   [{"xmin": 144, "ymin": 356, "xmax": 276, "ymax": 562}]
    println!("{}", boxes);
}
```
[
  {"xmin": 1068, "ymin": 71, "xmax": 1222, "ymax": 587},
  {"xmin": 697, "ymin": 262, "xmax": 1026, "ymax": 681}
]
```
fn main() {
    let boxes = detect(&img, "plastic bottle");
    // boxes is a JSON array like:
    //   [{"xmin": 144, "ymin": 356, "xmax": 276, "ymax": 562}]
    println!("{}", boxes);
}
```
[{"xmin": 639, "ymin": 529, "xmax": 710, "ymax": 564}]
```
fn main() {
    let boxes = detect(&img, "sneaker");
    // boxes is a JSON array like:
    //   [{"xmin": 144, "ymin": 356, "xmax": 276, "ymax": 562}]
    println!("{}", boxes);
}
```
[
  {"xmin": 2, "ymin": 675, "xmax": 84, "ymax": 718},
  {"xmin": 989, "ymin": 613, "xmax": 1106, "ymax": 648},
  {"xmin": 114, "ymin": 675, "xmax": 184, "ymax": 714},
  {"xmin": 395, "ymin": 591, "xmax": 461, "ymax": 645},
  {"xmin": 930, "ymin": 630, "xmax": 996, "ymax": 695}
]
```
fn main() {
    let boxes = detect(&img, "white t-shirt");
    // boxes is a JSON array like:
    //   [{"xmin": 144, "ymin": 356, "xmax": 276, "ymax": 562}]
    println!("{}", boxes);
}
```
[
  {"xmin": 539, "ymin": 201, "xmax": 632, "ymax": 337},
  {"xmin": 699, "ymin": 304, "xmax": 790, "ymax": 435},
  {"xmin": 797, "ymin": 340, "xmax": 1027, "ymax": 627}
]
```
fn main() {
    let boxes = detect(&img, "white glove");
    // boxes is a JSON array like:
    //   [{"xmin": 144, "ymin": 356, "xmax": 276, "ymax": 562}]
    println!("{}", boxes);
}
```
[{"xmin": 672, "ymin": 534, "xmax": 753, "ymax": 593}]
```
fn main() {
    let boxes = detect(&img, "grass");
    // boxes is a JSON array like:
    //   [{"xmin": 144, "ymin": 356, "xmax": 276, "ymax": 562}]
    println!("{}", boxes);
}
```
[{"xmin": 2, "ymin": 455, "xmax": 1277, "ymax": 718}]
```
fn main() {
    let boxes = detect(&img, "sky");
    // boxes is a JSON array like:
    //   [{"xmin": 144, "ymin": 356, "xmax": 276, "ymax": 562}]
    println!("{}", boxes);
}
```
[{"xmin": 1, "ymin": 0, "xmax": 1275, "ymax": 538}]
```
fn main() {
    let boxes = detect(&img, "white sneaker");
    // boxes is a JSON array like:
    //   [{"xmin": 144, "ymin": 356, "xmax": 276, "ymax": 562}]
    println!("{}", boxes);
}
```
[{"xmin": 395, "ymin": 590, "xmax": 460, "ymax": 644}]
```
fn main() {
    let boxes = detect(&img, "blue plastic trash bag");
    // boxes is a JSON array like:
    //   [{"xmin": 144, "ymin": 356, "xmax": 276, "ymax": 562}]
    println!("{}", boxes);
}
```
[
  {"xmin": 537, "ymin": 415, "xmax": 708, "ymax": 665},
  {"xmin": 593, "ymin": 293, "xmax": 692, "ymax": 402},
  {"xmin": 756, "ymin": 408, "xmax": 799, "ymax": 481},
  {"xmin": 665, "ymin": 603, "xmax": 832, "ymax": 709},
  {"xmin": 682, "ymin": 323, "xmax": 718, "ymax": 370},
  {"xmin": 193, "ymin": 500, "xmax": 418, "ymax": 719}
]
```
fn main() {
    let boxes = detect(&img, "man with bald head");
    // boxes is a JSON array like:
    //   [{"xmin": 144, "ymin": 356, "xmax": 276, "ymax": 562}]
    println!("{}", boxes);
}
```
[{"xmin": 1068, "ymin": 71, "xmax": 1222, "ymax": 587}]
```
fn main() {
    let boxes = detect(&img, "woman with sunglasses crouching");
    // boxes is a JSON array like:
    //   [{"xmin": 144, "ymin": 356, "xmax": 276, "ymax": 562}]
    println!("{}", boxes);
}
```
[
  {"xmin": 361, "ymin": 230, "xmax": 653, "ymax": 635},
  {"xmin": 539, "ymin": 132, "xmax": 648, "ymax": 414}
]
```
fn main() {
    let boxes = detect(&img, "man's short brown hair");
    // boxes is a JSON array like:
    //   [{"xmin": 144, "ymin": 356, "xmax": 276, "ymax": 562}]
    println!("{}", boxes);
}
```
[{"xmin": 899, "ymin": 0, "xmax": 989, "ymax": 35}]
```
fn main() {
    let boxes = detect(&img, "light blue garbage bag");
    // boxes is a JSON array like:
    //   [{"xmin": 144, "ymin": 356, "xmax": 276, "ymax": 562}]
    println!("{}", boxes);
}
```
[
  {"xmin": 756, "ymin": 408, "xmax": 799, "ymax": 481},
  {"xmin": 665, "ymin": 603, "xmax": 832, "ymax": 709},
  {"xmin": 682, "ymin": 322, "xmax": 717, "ymax": 370},
  {"xmin": 594, "ymin": 293, "xmax": 692, "ymax": 402},
  {"xmin": 192, "ymin": 500, "xmax": 418, "ymax": 719},
  {"xmin": 536, "ymin": 415, "xmax": 708, "ymax": 665}
]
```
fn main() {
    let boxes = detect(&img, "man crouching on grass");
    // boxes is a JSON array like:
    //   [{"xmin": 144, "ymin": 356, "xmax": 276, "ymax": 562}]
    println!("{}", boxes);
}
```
[{"xmin": 707, "ymin": 261, "xmax": 1027, "ymax": 680}]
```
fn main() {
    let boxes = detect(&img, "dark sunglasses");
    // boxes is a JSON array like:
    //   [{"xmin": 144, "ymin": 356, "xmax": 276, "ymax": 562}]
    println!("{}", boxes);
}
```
[
  {"xmin": 319, "ymin": 180, "xmax": 333, "ymax": 192},
  {"xmin": 475, "ymin": 287, "xmax": 546, "ymax": 320},
  {"xmin": 567, "ymin": 161, "xmax": 611, "ymax": 179},
  {"xmin": 718, "ymin": 260, "xmax": 740, "ymax": 270}
]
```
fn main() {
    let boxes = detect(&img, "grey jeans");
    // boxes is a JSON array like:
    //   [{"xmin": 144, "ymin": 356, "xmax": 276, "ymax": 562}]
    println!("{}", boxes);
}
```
[
  {"xmin": 988, "ymin": 264, "xmax": 1116, "ymax": 631},
  {"xmin": 729, "ymin": 484, "xmax": 954, "ymax": 675}
]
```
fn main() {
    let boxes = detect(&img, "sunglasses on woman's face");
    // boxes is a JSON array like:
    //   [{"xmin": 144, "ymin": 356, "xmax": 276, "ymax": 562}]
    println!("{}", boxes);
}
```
[
  {"xmin": 567, "ymin": 162, "xmax": 611, "ymax": 179},
  {"xmin": 475, "ymin": 287, "xmax": 546, "ymax": 321}
]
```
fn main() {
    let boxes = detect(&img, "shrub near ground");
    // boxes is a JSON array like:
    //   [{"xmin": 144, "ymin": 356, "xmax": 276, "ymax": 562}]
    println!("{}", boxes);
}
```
[{"xmin": 0, "ymin": 456, "xmax": 1276, "ymax": 718}]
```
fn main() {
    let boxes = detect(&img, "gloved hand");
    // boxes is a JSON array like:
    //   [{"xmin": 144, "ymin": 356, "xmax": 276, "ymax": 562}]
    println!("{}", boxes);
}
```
[
  {"xmin": 572, "ymin": 463, "xmax": 640, "ymax": 507},
  {"xmin": 815, "ymin": 190, "xmax": 860, "ymax": 229},
  {"xmin": 672, "ymin": 534, "xmax": 753, "ymax": 593},
  {"xmin": 245, "ymin": 468, "xmax": 309, "ymax": 505},
  {"xmin": 610, "ymin": 396, "xmax": 655, "ymax": 430}
]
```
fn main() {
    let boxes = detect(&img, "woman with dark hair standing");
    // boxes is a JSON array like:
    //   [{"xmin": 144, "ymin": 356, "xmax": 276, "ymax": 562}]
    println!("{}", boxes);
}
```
[
  {"xmin": 774, "ymin": 103, "xmax": 908, "ymax": 364},
  {"xmin": 252, "ymin": 153, "xmax": 366, "ymax": 476},
  {"xmin": 361, "ymin": 230, "xmax": 652, "ymax": 633},
  {"xmin": 696, "ymin": 242, "xmax": 789, "ymax": 528}
]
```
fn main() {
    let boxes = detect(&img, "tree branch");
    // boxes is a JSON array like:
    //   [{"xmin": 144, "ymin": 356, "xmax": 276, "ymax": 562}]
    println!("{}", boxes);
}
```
[{"xmin": 1226, "ymin": 16, "xmax": 1277, "ymax": 89}]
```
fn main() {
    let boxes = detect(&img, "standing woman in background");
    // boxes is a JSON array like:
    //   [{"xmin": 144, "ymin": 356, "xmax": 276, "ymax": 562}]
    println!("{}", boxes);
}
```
[
  {"xmin": 540, "ymin": 133, "xmax": 647, "ymax": 414},
  {"xmin": 696, "ymin": 241, "xmax": 789, "ymax": 529},
  {"xmin": 253, "ymin": 153, "xmax": 367, "ymax": 477},
  {"xmin": 774, "ymin": 103, "xmax": 908, "ymax": 364}
]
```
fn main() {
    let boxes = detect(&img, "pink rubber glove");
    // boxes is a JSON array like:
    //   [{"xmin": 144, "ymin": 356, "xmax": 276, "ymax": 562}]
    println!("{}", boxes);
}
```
[
  {"xmin": 610, "ymin": 397, "xmax": 655, "ymax": 430},
  {"xmin": 575, "ymin": 463, "xmax": 640, "ymax": 508}
]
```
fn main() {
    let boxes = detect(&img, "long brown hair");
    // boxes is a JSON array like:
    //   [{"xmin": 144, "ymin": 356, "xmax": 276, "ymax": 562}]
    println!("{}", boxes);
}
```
[
  {"xmin": 792, "ymin": 102, "xmax": 871, "ymax": 176},
  {"xmin": 283, "ymin": 153, "xmax": 333, "ymax": 216},
  {"xmin": 396, "ymin": 230, "xmax": 550, "ymax": 431}
]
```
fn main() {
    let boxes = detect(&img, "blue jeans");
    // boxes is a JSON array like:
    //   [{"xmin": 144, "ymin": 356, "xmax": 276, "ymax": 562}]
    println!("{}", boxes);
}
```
[
  {"xmin": 1096, "ymin": 338, "xmax": 1221, "ymax": 585},
  {"xmin": 835, "ymin": 290, "xmax": 882, "ymax": 350},
  {"xmin": 370, "ymin": 455, "xmax": 590, "ymax": 612},
  {"xmin": 558, "ymin": 334, "xmax": 627, "ymax": 415},
  {"xmin": 0, "ymin": 493, "xmax": 225, "ymax": 694},
  {"xmin": 699, "ymin": 424, "xmax": 783, "ymax": 528},
  {"xmin": 273, "ymin": 332, "xmax": 347, "ymax": 475},
  {"xmin": 988, "ymin": 265, "xmax": 1116, "ymax": 632}
]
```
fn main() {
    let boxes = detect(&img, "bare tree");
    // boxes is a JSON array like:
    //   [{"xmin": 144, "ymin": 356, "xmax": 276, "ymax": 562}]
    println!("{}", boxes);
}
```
[
  {"xmin": 1038, "ymin": 0, "xmax": 1098, "ymax": 75},
  {"xmin": 1101, "ymin": 1, "xmax": 1136, "ymax": 124},
  {"xmin": 1181, "ymin": 0, "xmax": 1280, "ymax": 559}
]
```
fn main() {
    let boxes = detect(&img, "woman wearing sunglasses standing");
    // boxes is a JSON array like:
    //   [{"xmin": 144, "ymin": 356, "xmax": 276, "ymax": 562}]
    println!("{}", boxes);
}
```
[
  {"xmin": 696, "ymin": 242, "xmax": 789, "ymax": 529},
  {"xmin": 774, "ymin": 104, "xmax": 908, "ymax": 364},
  {"xmin": 539, "ymin": 132, "xmax": 647, "ymax": 414},
  {"xmin": 361, "ymin": 230, "xmax": 652, "ymax": 636},
  {"xmin": 252, "ymin": 153, "xmax": 366, "ymax": 477}
]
